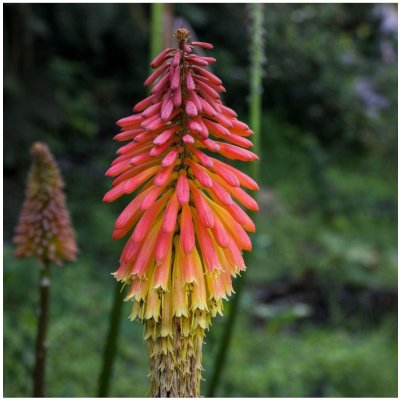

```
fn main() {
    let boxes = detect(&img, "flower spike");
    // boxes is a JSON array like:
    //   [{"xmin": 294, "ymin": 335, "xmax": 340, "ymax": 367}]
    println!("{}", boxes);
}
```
[
  {"xmin": 104, "ymin": 28, "xmax": 258, "ymax": 397},
  {"xmin": 14, "ymin": 142, "xmax": 78, "ymax": 265}
]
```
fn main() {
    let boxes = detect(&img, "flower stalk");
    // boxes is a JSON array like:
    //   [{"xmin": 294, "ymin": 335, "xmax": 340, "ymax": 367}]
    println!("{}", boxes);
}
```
[
  {"xmin": 104, "ymin": 28, "xmax": 259, "ymax": 397},
  {"xmin": 97, "ymin": 281, "xmax": 125, "ymax": 397},
  {"xmin": 13, "ymin": 142, "xmax": 77, "ymax": 397},
  {"xmin": 33, "ymin": 259, "xmax": 50, "ymax": 397},
  {"xmin": 150, "ymin": 4, "xmax": 164, "ymax": 61}
]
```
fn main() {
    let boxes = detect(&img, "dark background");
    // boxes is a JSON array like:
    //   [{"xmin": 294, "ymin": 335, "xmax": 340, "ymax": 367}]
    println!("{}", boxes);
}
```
[{"xmin": 3, "ymin": 3, "xmax": 397, "ymax": 397}]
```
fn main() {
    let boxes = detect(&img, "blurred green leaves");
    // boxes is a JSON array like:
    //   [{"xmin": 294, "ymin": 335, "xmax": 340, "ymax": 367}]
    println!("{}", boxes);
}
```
[
  {"xmin": 218, "ymin": 316, "xmax": 397, "ymax": 397},
  {"xmin": 50, "ymin": 58, "xmax": 98, "ymax": 139}
]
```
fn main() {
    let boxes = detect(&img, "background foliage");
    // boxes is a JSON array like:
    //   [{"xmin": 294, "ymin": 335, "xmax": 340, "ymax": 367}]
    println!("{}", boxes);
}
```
[{"xmin": 3, "ymin": 3, "xmax": 397, "ymax": 397}]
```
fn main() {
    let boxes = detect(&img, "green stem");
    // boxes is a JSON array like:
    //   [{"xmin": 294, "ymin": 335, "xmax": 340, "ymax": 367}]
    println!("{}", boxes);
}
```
[
  {"xmin": 150, "ymin": 4, "xmax": 164, "ymax": 61},
  {"xmin": 206, "ymin": 270, "xmax": 246, "ymax": 397},
  {"xmin": 97, "ymin": 282, "xmax": 125, "ymax": 397},
  {"xmin": 33, "ymin": 259, "xmax": 51, "ymax": 397},
  {"xmin": 207, "ymin": 4, "xmax": 264, "ymax": 397},
  {"xmin": 249, "ymin": 3, "xmax": 264, "ymax": 178}
]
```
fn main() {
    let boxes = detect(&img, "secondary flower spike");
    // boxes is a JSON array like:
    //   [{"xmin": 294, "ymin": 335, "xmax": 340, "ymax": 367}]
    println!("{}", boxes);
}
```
[
  {"xmin": 13, "ymin": 142, "xmax": 78, "ymax": 265},
  {"xmin": 104, "ymin": 28, "xmax": 259, "ymax": 397}
]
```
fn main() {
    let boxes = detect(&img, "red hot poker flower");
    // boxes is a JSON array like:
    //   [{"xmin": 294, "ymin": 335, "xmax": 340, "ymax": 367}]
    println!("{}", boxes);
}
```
[
  {"xmin": 14, "ymin": 142, "xmax": 78, "ymax": 265},
  {"xmin": 104, "ymin": 28, "xmax": 259, "ymax": 397}
]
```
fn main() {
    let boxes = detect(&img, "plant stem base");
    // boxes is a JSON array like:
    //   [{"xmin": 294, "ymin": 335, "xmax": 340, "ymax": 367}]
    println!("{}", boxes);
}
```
[{"xmin": 147, "ymin": 319, "xmax": 204, "ymax": 397}]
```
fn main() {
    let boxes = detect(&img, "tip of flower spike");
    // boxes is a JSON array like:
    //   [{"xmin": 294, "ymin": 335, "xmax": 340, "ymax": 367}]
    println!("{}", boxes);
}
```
[
  {"xmin": 31, "ymin": 142, "xmax": 49, "ymax": 157},
  {"xmin": 174, "ymin": 27, "xmax": 189, "ymax": 42},
  {"xmin": 29, "ymin": 142, "xmax": 58, "ymax": 171}
]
